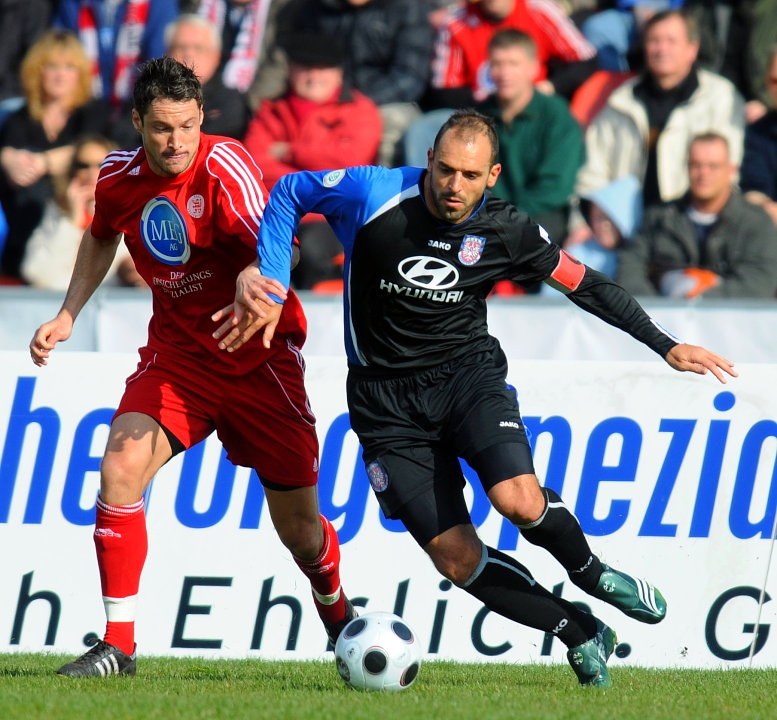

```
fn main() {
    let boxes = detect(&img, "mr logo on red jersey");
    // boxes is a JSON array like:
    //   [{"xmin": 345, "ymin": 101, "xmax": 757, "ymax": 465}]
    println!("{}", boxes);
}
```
[{"xmin": 140, "ymin": 196, "xmax": 191, "ymax": 265}]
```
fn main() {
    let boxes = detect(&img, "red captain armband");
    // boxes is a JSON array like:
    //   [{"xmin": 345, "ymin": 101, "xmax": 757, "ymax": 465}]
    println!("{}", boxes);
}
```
[{"xmin": 545, "ymin": 249, "xmax": 586, "ymax": 294}]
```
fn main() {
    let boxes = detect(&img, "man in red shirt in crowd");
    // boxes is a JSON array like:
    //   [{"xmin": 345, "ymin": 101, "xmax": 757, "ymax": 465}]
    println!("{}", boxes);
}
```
[
  {"xmin": 29, "ymin": 56, "xmax": 356, "ymax": 677},
  {"xmin": 243, "ymin": 32, "xmax": 381, "ymax": 288},
  {"xmin": 430, "ymin": 0, "xmax": 598, "ymax": 106}
]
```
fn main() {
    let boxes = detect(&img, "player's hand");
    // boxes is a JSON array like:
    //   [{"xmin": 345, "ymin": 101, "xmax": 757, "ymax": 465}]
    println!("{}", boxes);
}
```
[
  {"xmin": 29, "ymin": 315, "xmax": 74, "ymax": 366},
  {"xmin": 212, "ymin": 301, "xmax": 283, "ymax": 351},
  {"xmin": 664, "ymin": 343, "xmax": 737, "ymax": 384},
  {"xmin": 213, "ymin": 265, "xmax": 288, "ymax": 350},
  {"xmin": 234, "ymin": 265, "xmax": 287, "ymax": 318}
]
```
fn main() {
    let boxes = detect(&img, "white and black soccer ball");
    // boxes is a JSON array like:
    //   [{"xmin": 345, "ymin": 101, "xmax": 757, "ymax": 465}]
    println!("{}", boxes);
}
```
[{"xmin": 334, "ymin": 611, "xmax": 422, "ymax": 692}]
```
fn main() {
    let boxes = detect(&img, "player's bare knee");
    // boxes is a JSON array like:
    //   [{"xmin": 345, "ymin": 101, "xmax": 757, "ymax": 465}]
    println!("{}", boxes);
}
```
[
  {"xmin": 275, "ymin": 517, "xmax": 323, "ymax": 559},
  {"xmin": 425, "ymin": 536, "xmax": 482, "ymax": 586},
  {"xmin": 99, "ymin": 454, "xmax": 146, "ymax": 505},
  {"xmin": 489, "ymin": 475, "xmax": 545, "ymax": 525}
]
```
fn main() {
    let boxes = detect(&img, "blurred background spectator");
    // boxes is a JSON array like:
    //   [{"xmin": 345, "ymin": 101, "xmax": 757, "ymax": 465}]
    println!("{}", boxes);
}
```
[
  {"xmin": 0, "ymin": 0, "xmax": 53, "ymax": 124},
  {"xmin": 581, "ymin": 1, "xmax": 685, "ymax": 73},
  {"xmin": 617, "ymin": 132, "xmax": 777, "ymax": 299},
  {"xmin": 740, "ymin": 44, "xmax": 777, "ymax": 225},
  {"xmin": 52, "ymin": 0, "xmax": 180, "ymax": 109},
  {"xmin": 243, "ymin": 32, "xmax": 381, "ymax": 289},
  {"xmin": 475, "ymin": 29, "xmax": 584, "ymax": 248},
  {"xmin": 282, "ymin": 0, "xmax": 433, "ymax": 167},
  {"xmin": 683, "ymin": 0, "xmax": 765, "ymax": 123},
  {"xmin": 191, "ymin": 0, "xmax": 294, "ymax": 109},
  {"xmin": 167, "ymin": 14, "xmax": 251, "ymax": 137},
  {"xmin": 745, "ymin": 0, "xmax": 777, "ymax": 122},
  {"xmin": 0, "ymin": 29, "xmax": 111, "ymax": 280},
  {"xmin": 575, "ymin": 9, "xmax": 744, "ymax": 210},
  {"xmin": 427, "ymin": 0, "xmax": 598, "ymax": 108},
  {"xmin": 562, "ymin": 174, "xmax": 642, "ymax": 282},
  {"xmin": 20, "ymin": 133, "xmax": 143, "ymax": 289}
]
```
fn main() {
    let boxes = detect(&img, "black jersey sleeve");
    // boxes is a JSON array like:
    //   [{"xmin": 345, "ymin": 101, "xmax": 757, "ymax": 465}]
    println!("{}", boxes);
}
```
[{"xmin": 567, "ymin": 266, "xmax": 680, "ymax": 358}]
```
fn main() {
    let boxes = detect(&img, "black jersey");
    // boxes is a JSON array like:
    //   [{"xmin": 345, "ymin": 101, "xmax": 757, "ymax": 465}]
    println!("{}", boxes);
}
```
[{"xmin": 258, "ymin": 165, "xmax": 678, "ymax": 372}]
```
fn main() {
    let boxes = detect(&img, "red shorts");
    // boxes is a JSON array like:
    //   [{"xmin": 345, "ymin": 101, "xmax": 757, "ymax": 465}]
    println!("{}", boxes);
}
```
[{"xmin": 115, "ymin": 341, "xmax": 318, "ymax": 488}]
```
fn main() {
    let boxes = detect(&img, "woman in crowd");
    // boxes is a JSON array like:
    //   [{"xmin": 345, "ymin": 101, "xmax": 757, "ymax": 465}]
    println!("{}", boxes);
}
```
[
  {"xmin": 20, "ymin": 134, "xmax": 143, "ymax": 290},
  {"xmin": 0, "ymin": 29, "xmax": 110, "ymax": 279}
]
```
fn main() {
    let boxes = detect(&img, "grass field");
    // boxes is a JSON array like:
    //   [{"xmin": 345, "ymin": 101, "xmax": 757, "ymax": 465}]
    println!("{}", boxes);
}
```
[{"xmin": 1, "ymin": 654, "xmax": 775, "ymax": 720}]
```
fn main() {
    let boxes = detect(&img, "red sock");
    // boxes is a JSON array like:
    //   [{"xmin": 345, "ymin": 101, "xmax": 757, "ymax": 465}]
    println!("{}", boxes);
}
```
[
  {"xmin": 294, "ymin": 515, "xmax": 346, "ymax": 625},
  {"xmin": 94, "ymin": 496, "xmax": 148, "ymax": 656}
]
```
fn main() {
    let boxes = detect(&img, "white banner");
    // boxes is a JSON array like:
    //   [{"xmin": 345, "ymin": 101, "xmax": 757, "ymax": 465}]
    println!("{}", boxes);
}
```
[{"xmin": 1, "ymin": 351, "xmax": 775, "ymax": 670}]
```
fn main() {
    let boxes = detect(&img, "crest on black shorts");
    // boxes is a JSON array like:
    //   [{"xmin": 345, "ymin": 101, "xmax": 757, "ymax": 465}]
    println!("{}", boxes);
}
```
[{"xmin": 366, "ymin": 460, "xmax": 389, "ymax": 492}]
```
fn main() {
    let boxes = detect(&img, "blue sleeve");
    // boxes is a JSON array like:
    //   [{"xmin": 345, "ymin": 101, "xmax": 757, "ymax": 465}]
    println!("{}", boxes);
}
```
[{"xmin": 258, "ymin": 166, "xmax": 421, "ymax": 292}]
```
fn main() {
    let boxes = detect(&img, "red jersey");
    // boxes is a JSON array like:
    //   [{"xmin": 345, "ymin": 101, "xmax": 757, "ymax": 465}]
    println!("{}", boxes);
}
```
[
  {"xmin": 432, "ymin": 0, "xmax": 596, "ymax": 100},
  {"xmin": 92, "ymin": 134, "xmax": 306, "ymax": 375}
]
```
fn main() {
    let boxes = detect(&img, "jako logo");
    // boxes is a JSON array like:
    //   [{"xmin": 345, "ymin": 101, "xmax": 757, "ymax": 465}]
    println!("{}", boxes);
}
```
[{"xmin": 398, "ymin": 256, "xmax": 459, "ymax": 289}]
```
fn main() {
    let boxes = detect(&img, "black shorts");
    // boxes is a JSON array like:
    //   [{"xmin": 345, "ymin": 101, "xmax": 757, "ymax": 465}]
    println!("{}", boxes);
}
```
[{"xmin": 347, "ymin": 338, "xmax": 535, "ymax": 546}]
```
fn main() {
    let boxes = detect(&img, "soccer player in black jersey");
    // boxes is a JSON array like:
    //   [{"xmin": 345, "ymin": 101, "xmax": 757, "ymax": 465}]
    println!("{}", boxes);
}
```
[{"xmin": 217, "ymin": 109, "xmax": 737, "ymax": 688}]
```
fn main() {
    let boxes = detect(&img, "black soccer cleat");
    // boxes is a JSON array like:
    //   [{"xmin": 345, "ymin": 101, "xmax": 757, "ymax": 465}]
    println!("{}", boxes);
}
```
[
  {"xmin": 324, "ymin": 596, "xmax": 358, "ymax": 650},
  {"xmin": 56, "ymin": 640, "xmax": 137, "ymax": 678}
]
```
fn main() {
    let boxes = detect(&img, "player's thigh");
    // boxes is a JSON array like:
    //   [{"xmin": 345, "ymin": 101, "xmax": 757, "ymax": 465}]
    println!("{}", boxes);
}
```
[
  {"xmin": 217, "ymin": 345, "xmax": 319, "ymax": 488},
  {"xmin": 117, "ymin": 352, "xmax": 216, "ymax": 452},
  {"xmin": 452, "ymin": 373, "xmax": 535, "ymax": 490},
  {"xmin": 366, "ymin": 445, "xmax": 471, "ymax": 548}
]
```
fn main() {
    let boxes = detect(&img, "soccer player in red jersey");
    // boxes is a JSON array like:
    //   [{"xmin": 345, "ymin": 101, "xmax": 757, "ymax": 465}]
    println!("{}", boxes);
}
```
[{"xmin": 29, "ymin": 57, "xmax": 356, "ymax": 677}]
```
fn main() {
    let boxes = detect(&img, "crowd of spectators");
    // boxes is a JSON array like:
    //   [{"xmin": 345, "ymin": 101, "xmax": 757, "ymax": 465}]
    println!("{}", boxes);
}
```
[{"xmin": 1, "ymin": 0, "xmax": 777, "ymax": 299}]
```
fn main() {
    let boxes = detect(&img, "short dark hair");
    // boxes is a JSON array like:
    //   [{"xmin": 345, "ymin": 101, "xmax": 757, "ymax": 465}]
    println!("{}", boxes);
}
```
[
  {"xmin": 688, "ymin": 131, "xmax": 730, "ymax": 158},
  {"xmin": 132, "ymin": 56, "xmax": 203, "ymax": 120},
  {"xmin": 643, "ymin": 9, "xmax": 699, "ymax": 44},
  {"xmin": 488, "ymin": 28, "xmax": 537, "ymax": 58},
  {"xmin": 432, "ymin": 108, "xmax": 500, "ymax": 167}
]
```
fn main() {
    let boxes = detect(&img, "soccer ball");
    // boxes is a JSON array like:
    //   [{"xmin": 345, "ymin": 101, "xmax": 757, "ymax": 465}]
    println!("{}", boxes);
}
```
[{"xmin": 334, "ymin": 611, "xmax": 422, "ymax": 691}]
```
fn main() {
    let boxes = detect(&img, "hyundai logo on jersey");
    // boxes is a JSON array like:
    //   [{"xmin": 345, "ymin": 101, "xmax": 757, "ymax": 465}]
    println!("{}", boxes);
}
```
[
  {"xmin": 398, "ymin": 256, "xmax": 459, "ymax": 289},
  {"xmin": 140, "ymin": 197, "xmax": 191, "ymax": 265}
]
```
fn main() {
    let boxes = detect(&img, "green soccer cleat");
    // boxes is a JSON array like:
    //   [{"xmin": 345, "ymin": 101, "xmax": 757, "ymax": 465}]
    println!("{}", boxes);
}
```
[
  {"xmin": 593, "ymin": 564, "xmax": 667, "ymax": 624},
  {"xmin": 567, "ymin": 619, "xmax": 617, "ymax": 688}
]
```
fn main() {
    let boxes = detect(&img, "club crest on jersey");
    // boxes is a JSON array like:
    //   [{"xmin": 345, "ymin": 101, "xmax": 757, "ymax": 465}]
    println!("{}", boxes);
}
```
[
  {"xmin": 187, "ymin": 194, "xmax": 205, "ymax": 219},
  {"xmin": 458, "ymin": 234, "xmax": 486, "ymax": 266},
  {"xmin": 323, "ymin": 169, "xmax": 345, "ymax": 187},
  {"xmin": 366, "ymin": 460, "xmax": 389, "ymax": 493},
  {"xmin": 140, "ymin": 196, "xmax": 191, "ymax": 265}
]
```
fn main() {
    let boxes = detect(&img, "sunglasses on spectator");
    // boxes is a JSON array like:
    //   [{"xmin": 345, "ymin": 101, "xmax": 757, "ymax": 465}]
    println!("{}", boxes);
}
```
[{"xmin": 74, "ymin": 160, "xmax": 103, "ymax": 170}]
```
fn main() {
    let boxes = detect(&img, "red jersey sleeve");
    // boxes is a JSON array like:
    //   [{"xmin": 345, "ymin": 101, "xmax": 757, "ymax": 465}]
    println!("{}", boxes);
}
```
[{"xmin": 205, "ymin": 139, "xmax": 269, "ymax": 244}]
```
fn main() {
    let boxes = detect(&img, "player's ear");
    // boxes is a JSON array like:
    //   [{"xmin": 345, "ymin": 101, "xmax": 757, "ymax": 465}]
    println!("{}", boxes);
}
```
[
  {"xmin": 131, "ymin": 109, "xmax": 143, "ymax": 134},
  {"xmin": 199, "ymin": 106, "xmax": 205, "ymax": 126},
  {"xmin": 487, "ymin": 162, "xmax": 502, "ymax": 188}
]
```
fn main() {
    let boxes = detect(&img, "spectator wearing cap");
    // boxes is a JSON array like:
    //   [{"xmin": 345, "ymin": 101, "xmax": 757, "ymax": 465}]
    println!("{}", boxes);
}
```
[
  {"xmin": 282, "ymin": 0, "xmax": 433, "ymax": 166},
  {"xmin": 243, "ymin": 31, "xmax": 382, "ymax": 289}
]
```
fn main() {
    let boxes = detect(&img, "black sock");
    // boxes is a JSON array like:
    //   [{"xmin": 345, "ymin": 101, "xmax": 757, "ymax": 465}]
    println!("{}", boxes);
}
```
[
  {"xmin": 517, "ymin": 488, "xmax": 604, "ymax": 593},
  {"xmin": 462, "ymin": 544, "xmax": 597, "ymax": 648}
]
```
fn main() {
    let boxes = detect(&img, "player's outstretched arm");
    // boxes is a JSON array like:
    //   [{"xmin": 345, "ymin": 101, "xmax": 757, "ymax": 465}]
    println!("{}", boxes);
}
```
[{"xmin": 664, "ymin": 343, "xmax": 738, "ymax": 384}]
